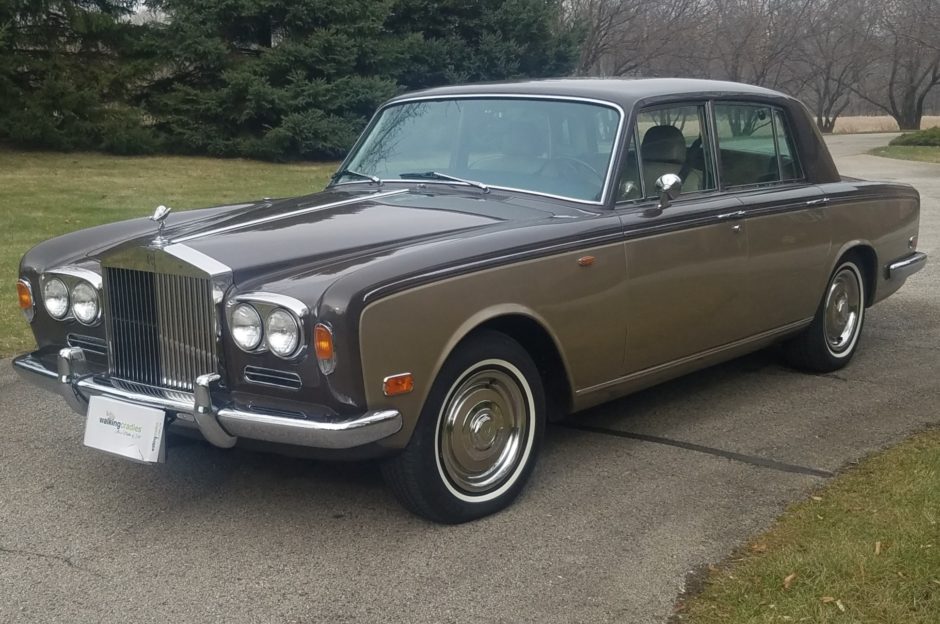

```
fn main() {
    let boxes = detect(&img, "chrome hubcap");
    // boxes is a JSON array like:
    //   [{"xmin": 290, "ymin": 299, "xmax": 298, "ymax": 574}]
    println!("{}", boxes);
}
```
[
  {"xmin": 824, "ymin": 268, "xmax": 862, "ymax": 354},
  {"xmin": 439, "ymin": 367, "xmax": 529, "ymax": 494}
]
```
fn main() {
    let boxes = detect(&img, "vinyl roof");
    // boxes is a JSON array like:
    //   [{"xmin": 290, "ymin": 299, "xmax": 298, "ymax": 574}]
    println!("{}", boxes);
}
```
[{"xmin": 388, "ymin": 77, "xmax": 792, "ymax": 108}]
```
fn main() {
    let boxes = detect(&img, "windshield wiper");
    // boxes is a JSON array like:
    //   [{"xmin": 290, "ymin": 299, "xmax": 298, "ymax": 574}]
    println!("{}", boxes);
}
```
[
  {"xmin": 399, "ymin": 171, "xmax": 489, "ymax": 193},
  {"xmin": 332, "ymin": 168, "xmax": 383, "ymax": 186}
]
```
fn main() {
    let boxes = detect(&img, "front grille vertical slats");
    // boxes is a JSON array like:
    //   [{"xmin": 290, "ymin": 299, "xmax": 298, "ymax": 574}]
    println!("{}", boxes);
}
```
[{"xmin": 106, "ymin": 267, "xmax": 218, "ymax": 393}]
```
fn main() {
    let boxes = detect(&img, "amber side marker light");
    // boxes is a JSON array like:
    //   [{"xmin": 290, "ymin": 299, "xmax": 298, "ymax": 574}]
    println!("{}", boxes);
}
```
[{"xmin": 383, "ymin": 373, "xmax": 414, "ymax": 397}]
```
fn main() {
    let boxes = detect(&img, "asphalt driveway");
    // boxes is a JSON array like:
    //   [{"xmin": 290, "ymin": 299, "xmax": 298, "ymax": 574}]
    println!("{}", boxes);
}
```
[{"xmin": 1, "ymin": 133, "xmax": 937, "ymax": 624}]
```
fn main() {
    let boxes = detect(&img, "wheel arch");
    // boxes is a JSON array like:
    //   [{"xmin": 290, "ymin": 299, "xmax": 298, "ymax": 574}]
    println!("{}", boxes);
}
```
[
  {"xmin": 833, "ymin": 241, "xmax": 877, "ymax": 307},
  {"xmin": 438, "ymin": 306, "xmax": 575, "ymax": 421}
]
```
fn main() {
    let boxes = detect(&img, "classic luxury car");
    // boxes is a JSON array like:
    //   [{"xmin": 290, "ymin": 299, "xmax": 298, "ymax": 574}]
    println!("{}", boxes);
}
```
[{"xmin": 14, "ymin": 78, "xmax": 926, "ymax": 522}]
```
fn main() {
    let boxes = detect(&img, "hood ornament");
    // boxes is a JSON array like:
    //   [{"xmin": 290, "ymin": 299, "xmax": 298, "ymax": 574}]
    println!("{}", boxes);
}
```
[{"xmin": 150, "ymin": 205, "xmax": 172, "ymax": 246}]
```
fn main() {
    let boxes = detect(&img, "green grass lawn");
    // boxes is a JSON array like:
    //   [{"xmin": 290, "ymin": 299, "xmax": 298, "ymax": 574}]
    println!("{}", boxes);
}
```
[
  {"xmin": 676, "ymin": 429, "xmax": 940, "ymax": 623},
  {"xmin": 869, "ymin": 146, "xmax": 940, "ymax": 164},
  {"xmin": 0, "ymin": 147, "xmax": 337, "ymax": 357}
]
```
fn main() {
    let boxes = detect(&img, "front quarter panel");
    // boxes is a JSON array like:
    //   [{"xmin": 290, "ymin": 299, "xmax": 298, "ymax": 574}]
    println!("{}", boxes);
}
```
[{"xmin": 357, "ymin": 241, "xmax": 628, "ymax": 449}]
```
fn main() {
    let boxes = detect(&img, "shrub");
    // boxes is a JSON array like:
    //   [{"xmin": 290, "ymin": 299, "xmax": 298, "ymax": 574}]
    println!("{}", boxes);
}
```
[{"xmin": 890, "ymin": 127, "xmax": 940, "ymax": 147}]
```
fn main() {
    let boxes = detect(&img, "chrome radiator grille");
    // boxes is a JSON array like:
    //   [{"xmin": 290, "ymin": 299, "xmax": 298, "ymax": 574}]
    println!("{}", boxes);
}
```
[{"xmin": 105, "ymin": 267, "xmax": 218, "ymax": 392}]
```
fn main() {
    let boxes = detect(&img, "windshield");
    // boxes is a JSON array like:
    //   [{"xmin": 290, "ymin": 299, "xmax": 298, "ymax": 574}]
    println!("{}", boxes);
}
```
[{"xmin": 339, "ymin": 98, "xmax": 622, "ymax": 202}]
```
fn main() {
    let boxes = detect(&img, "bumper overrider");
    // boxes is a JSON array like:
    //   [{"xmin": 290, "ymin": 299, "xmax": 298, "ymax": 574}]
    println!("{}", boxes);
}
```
[{"xmin": 12, "ymin": 347, "xmax": 402, "ymax": 450}]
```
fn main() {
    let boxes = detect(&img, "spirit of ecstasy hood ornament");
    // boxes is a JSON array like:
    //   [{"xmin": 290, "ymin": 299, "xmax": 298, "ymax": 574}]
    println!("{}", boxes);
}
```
[{"xmin": 150, "ymin": 205, "xmax": 172, "ymax": 246}]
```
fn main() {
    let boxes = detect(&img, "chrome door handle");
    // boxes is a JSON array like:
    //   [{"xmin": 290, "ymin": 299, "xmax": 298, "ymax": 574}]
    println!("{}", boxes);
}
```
[
  {"xmin": 716, "ymin": 210, "xmax": 746, "ymax": 220},
  {"xmin": 731, "ymin": 224, "xmax": 742, "ymax": 233}
]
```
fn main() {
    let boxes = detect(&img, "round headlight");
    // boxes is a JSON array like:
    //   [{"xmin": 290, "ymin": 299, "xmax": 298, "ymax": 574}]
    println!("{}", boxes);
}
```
[
  {"xmin": 42, "ymin": 277, "xmax": 69, "ymax": 319},
  {"xmin": 71, "ymin": 281, "xmax": 100, "ymax": 325},
  {"xmin": 265, "ymin": 308, "xmax": 300, "ymax": 358},
  {"xmin": 231, "ymin": 304, "xmax": 263, "ymax": 351}
]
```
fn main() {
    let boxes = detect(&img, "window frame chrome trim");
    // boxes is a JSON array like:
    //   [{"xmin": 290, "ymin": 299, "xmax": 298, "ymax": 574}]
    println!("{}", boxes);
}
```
[{"xmin": 330, "ymin": 93, "xmax": 628, "ymax": 207}]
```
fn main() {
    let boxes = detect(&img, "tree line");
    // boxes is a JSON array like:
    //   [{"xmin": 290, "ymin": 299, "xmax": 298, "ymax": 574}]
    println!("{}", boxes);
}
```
[
  {"xmin": 1, "ymin": 0, "xmax": 938, "ymax": 162},
  {"xmin": 571, "ymin": 0, "xmax": 940, "ymax": 131}
]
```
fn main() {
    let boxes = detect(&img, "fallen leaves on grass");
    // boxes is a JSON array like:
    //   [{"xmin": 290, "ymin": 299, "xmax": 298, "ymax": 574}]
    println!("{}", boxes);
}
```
[{"xmin": 783, "ymin": 573, "xmax": 797, "ymax": 590}]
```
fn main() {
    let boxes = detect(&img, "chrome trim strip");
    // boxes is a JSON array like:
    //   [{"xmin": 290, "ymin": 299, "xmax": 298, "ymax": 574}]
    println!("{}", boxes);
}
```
[
  {"xmin": 163, "ymin": 244, "xmax": 232, "ymax": 277},
  {"xmin": 170, "ymin": 189, "xmax": 410, "ymax": 244},
  {"xmin": 887, "ymin": 252, "xmax": 927, "ymax": 280},
  {"xmin": 244, "ymin": 366, "xmax": 303, "ymax": 390},
  {"xmin": 576, "ymin": 318, "xmax": 813, "ymax": 396},
  {"xmin": 45, "ymin": 266, "xmax": 103, "ymax": 289},
  {"xmin": 232, "ymin": 291, "xmax": 309, "ymax": 318},
  {"xmin": 12, "ymin": 351, "xmax": 401, "ymax": 450},
  {"xmin": 332, "ymin": 93, "xmax": 627, "ymax": 206}
]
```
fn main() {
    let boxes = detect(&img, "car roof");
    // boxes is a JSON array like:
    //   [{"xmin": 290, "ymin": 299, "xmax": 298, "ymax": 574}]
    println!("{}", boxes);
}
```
[{"xmin": 387, "ymin": 77, "xmax": 791, "ymax": 109}]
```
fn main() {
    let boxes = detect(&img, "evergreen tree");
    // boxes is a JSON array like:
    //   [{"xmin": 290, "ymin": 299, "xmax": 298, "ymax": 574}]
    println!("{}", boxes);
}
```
[
  {"xmin": 145, "ymin": 0, "xmax": 579, "ymax": 161},
  {"xmin": 0, "ymin": 1, "xmax": 159, "ymax": 153}
]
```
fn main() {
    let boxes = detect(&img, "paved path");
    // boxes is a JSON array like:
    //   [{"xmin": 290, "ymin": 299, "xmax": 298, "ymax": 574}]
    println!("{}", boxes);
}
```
[{"xmin": 1, "ymin": 134, "xmax": 937, "ymax": 624}]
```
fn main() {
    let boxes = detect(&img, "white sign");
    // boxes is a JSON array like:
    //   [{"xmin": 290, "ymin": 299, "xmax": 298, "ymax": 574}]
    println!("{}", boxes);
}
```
[{"xmin": 83, "ymin": 396, "xmax": 166, "ymax": 464}]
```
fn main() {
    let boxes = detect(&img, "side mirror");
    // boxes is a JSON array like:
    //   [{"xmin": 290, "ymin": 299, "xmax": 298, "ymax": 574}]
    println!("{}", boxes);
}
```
[{"xmin": 655, "ymin": 174, "xmax": 683, "ymax": 209}]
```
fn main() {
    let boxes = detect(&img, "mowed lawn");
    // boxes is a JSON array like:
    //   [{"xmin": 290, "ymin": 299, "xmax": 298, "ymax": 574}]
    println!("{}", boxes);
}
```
[
  {"xmin": 0, "ymin": 147, "xmax": 336, "ymax": 357},
  {"xmin": 677, "ymin": 429, "xmax": 940, "ymax": 623}
]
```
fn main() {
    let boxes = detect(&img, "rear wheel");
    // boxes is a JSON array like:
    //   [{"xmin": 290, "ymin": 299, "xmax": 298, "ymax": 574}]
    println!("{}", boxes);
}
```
[
  {"xmin": 784, "ymin": 256, "xmax": 866, "ymax": 372},
  {"xmin": 381, "ymin": 330, "xmax": 545, "ymax": 523}
]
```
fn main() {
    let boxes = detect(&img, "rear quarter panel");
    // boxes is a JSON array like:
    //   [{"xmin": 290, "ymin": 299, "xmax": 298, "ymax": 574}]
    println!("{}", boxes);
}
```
[{"xmin": 820, "ymin": 181, "xmax": 920, "ymax": 303}]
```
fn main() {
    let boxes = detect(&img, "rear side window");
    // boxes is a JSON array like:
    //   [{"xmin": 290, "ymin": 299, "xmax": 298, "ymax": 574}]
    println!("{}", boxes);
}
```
[{"xmin": 714, "ymin": 104, "xmax": 803, "ymax": 187}]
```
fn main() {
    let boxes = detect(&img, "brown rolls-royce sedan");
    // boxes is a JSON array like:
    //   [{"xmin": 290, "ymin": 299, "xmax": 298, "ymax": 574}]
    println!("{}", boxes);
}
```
[{"xmin": 14, "ymin": 79, "xmax": 927, "ymax": 523}]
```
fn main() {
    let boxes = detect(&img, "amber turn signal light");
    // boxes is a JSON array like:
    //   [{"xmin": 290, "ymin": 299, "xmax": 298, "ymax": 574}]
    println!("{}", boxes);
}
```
[
  {"xmin": 314, "ymin": 323, "xmax": 336, "ymax": 374},
  {"xmin": 16, "ymin": 279, "xmax": 35, "ymax": 323},
  {"xmin": 383, "ymin": 373, "xmax": 414, "ymax": 397},
  {"xmin": 17, "ymin": 279, "xmax": 32, "ymax": 310}
]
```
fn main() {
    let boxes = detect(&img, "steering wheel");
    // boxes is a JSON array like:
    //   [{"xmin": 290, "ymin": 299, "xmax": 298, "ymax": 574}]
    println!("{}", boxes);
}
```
[{"xmin": 536, "ymin": 156, "xmax": 604, "ymax": 185}]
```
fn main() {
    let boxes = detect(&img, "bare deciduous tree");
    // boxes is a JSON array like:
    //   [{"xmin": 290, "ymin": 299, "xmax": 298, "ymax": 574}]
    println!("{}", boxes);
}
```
[
  {"xmin": 796, "ymin": 0, "xmax": 876, "ymax": 132},
  {"xmin": 853, "ymin": 0, "xmax": 940, "ymax": 129}
]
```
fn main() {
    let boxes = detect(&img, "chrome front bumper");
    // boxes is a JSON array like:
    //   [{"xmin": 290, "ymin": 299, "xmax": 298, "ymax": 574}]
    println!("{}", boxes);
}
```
[{"xmin": 12, "ymin": 347, "xmax": 402, "ymax": 450}]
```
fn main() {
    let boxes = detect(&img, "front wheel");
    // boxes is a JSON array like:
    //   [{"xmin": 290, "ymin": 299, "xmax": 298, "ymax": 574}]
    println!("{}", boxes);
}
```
[
  {"xmin": 381, "ymin": 330, "xmax": 545, "ymax": 523},
  {"xmin": 784, "ymin": 256, "xmax": 866, "ymax": 372}
]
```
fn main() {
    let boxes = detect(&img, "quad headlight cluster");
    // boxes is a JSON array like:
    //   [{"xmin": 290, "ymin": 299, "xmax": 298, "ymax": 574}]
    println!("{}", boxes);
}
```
[
  {"xmin": 40, "ymin": 271, "xmax": 102, "ymax": 325},
  {"xmin": 230, "ymin": 302, "xmax": 303, "ymax": 359}
]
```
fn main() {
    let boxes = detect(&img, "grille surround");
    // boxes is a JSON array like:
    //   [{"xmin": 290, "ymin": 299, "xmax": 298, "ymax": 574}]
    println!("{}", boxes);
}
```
[{"xmin": 102, "ymin": 245, "xmax": 230, "ymax": 394}]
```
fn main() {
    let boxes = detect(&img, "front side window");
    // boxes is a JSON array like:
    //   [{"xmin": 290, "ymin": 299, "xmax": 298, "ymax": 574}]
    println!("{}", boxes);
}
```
[
  {"xmin": 340, "ymin": 98, "xmax": 622, "ymax": 202},
  {"xmin": 714, "ymin": 103, "xmax": 803, "ymax": 187},
  {"xmin": 634, "ymin": 104, "xmax": 715, "ymax": 198}
]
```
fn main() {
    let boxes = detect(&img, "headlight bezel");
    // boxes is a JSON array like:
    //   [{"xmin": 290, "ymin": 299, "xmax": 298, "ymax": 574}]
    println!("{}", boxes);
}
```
[
  {"xmin": 40, "ymin": 267, "xmax": 103, "ymax": 325},
  {"xmin": 227, "ymin": 293, "xmax": 309, "ymax": 361}
]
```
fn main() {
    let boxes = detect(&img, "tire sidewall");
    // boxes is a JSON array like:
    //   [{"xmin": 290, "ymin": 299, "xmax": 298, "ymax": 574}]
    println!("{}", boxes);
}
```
[
  {"xmin": 823, "ymin": 260, "xmax": 866, "ymax": 361},
  {"xmin": 412, "ymin": 332, "xmax": 545, "ymax": 520}
]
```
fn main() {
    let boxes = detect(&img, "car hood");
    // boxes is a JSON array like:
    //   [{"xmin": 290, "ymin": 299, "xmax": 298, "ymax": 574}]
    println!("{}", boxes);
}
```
[{"xmin": 89, "ymin": 186, "xmax": 579, "ymax": 285}]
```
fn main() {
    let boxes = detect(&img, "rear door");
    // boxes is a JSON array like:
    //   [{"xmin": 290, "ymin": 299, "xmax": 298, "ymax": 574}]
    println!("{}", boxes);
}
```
[
  {"xmin": 712, "ymin": 103, "xmax": 831, "ymax": 333},
  {"xmin": 616, "ymin": 102, "xmax": 753, "ymax": 374}
]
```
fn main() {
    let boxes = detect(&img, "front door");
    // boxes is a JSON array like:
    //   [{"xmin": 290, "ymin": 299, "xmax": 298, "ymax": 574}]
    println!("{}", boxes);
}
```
[{"xmin": 616, "ymin": 102, "xmax": 752, "ymax": 374}]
